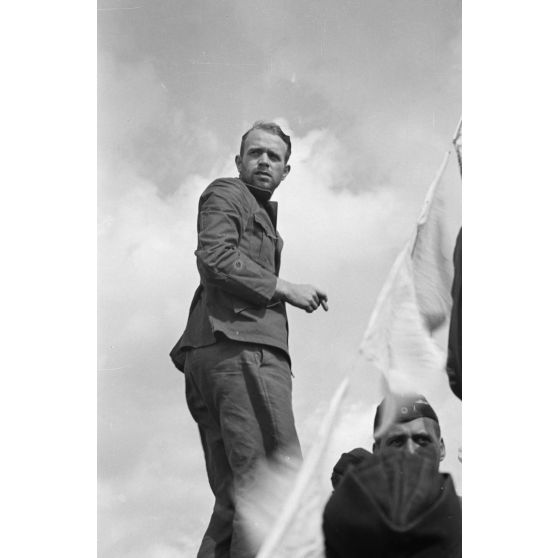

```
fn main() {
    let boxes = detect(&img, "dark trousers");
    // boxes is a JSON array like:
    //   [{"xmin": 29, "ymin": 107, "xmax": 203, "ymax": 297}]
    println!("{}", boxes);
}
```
[{"xmin": 184, "ymin": 339, "xmax": 302, "ymax": 558}]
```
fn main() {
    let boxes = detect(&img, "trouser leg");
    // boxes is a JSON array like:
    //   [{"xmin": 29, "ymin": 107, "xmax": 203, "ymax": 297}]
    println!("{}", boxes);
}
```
[
  {"xmin": 185, "ymin": 370, "xmax": 234, "ymax": 558},
  {"xmin": 185, "ymin": 341, "xmax": 301, "ymax": 558},
  {"xmin": 242, "ymin": 344, "xmax": 301, "ymax": 465}
]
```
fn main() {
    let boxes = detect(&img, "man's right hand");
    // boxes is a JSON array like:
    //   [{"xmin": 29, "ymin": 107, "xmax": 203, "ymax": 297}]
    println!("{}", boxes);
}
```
[{"xmin": 275, "ymin": 278, "xmax": 329, "ymax": 313}]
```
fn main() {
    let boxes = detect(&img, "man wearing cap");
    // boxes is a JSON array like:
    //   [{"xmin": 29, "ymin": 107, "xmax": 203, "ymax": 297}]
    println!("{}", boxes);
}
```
[
  {"xmin": 323, "ymin": 393, "xmax": 461, "ymax": 557},
  {"xmin": 170, "ymin": 121, "xmax": 328, "ymax": 558}
]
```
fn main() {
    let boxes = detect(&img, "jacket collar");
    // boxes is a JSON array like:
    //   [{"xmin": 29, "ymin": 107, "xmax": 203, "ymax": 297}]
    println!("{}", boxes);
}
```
[{"xmin": 241, "ymin": 180, "xmax": 279, "ymax": 228}]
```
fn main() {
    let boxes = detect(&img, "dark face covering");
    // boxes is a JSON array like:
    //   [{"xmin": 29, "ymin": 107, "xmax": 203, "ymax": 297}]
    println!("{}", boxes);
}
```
[{"xmin": 323, "ymin": 446, "xmax": 462, "ymax": 558}]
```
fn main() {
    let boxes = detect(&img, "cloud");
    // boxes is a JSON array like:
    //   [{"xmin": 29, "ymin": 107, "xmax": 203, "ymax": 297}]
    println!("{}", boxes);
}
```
[
  {"xmin": 98, "ymin": 54, "xmax": 228, "ymax": 195},
  {"xmin": 98, "ymin": 401, "xmax": 211, "ymax": 557}
]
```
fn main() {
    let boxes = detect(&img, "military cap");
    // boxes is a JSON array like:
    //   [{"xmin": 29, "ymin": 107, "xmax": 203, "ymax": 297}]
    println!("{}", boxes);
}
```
[{"xmin": 373, "ymin": 393, "xmax": 439, "ymax": 435}]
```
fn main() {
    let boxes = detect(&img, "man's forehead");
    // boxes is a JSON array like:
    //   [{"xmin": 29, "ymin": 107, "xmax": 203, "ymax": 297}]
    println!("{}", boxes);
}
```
[
  {"xmin": 384, "ymin": 417, "xmax": 439, "ymax": 436},
  {"xmin": 243, "ymin": 129, "xmax": 288, "ymax": 152}
]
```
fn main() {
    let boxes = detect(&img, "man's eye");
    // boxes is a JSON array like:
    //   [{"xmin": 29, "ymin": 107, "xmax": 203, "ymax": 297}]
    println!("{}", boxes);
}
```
[
  {"xmin": 416, "ymin": 437, "xmax": 431, "ymax": 446},
  {"xmin": 388, "ymin": 439, "xmax": 403, "ymax": 447}
]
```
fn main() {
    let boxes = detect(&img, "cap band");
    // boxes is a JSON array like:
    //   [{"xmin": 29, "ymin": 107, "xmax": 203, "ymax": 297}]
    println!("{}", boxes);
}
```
[{"xmin": 373, "ymin": 394, "xmax": 439, "ymax": 433}]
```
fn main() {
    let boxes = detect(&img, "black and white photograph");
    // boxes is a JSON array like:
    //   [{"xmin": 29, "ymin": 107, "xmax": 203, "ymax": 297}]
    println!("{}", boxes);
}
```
[
  {"xmin": 8, "ymin": 2, "xmax": 558, "ymax": 557},
  {"xmin": 98, "ymin": 1, "xmax": 462, "ymax": 557}
]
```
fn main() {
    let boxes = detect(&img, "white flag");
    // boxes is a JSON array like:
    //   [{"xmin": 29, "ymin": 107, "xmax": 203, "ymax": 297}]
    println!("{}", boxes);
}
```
[
  {"xmin": 412, "ymin": 151, "xmax": 454, "ymax": 332},
  {"xmin": 359, "ymin": 148, "xmax": 456, "ymax": 397}
]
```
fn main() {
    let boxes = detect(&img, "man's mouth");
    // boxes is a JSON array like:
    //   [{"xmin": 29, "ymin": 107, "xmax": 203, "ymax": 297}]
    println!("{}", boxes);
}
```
[{"xmin": 255, "ymin": 171, "xmax": 271, "ymax": 178}]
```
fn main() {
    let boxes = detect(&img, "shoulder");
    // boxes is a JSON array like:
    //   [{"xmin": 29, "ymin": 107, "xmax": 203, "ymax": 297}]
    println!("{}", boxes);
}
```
[
  {"xmin": 331, "ymin": 448, "xmax": 373, "ymax": 489},
  {"xmin": 198, "ymin": 178, "xmax": 253, "ymax": 213},
  {"xmin": 201, "ymin": 178, "xmax": 248, "ymax": 200},
  {"xmin": 334, "ymin": 448, "xmax": 373, "ymax": 471}
]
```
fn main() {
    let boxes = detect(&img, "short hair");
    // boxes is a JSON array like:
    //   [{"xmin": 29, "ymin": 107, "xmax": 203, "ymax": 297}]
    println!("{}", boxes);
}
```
[{"xmin": 239, "ymin": 121, "xmax": 292, "ymax": 163}]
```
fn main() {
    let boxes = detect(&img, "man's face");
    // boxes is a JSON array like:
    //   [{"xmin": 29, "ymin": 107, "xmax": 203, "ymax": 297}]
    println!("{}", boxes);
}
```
[
  {"xmin": 235, "ymin": 129, "xmax": 291, "ymax": 194},
  {"xmin": 374, "ymin": 418, "xmax": 446, "ymax": 464}
]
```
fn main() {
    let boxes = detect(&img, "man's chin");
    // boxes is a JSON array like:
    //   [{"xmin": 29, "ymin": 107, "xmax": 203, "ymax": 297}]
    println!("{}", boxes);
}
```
[{"xmin": 251, "ymin": 177, "xmax": 275, "ymax": 191}]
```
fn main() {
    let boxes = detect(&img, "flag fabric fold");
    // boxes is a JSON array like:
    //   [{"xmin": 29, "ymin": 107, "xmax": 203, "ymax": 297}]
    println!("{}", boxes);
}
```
[{"xmin": 359, "ymin": 148, "xmax": 457, "ymax": 397}]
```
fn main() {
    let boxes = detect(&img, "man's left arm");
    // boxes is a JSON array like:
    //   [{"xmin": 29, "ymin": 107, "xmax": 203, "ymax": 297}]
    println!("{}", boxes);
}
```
[{"xmin": 196, "ymin": 185, "xmax": 278, "ymax": 306}]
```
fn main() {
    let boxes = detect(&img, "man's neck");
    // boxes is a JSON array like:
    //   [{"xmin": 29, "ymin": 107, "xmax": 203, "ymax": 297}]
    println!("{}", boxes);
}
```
[{"xmin": 243, "ymin": 181, "xmax": 273, "ymax": 203}]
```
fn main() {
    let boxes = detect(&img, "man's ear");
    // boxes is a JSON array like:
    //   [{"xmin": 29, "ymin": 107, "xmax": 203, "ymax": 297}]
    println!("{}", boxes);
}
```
[
  {"xmin": 439, "ymin": 438, "xmax": 446, "ymax": 462},
  {"xmin": 372, "ymin": 442, "xmax": 377, "ymax": 454},
  {"xmin": 235, "ymin": 155, "xmax": 242, "ymax": 174},
  {"xmin": 281, "ymin": 164, "xmax": 291, "ymax": 181}
]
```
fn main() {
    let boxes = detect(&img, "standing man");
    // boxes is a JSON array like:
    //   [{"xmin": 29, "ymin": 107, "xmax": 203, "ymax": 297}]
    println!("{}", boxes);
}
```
[{"xmin": 170, "ymin": 121, "xmax": 328, "ymax": 558}]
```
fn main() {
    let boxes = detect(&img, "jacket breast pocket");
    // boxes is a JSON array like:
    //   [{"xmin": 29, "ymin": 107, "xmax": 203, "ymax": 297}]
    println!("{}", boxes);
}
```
[{"xmin": 250, "ymin": 211, "xmax": 277, "ymax": 270}]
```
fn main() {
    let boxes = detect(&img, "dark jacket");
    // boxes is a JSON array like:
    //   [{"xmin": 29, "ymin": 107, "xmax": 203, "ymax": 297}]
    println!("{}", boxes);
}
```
[
  {"xmin": 323, "ymin": 448, "xmax": 462, "ymax": 558},
  {"xmin": 170, "ymin": 178, "xmax": 289, "ymax": 372},
  {"xmin": 446, "ymin": 228, "xmax": 462, "ymax": 399}
]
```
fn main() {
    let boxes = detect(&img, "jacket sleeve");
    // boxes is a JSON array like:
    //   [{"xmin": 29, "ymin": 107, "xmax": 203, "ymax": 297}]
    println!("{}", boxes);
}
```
[{"xmin": 195, "ymin": 184, "xmax": 278, "ymax": 306}]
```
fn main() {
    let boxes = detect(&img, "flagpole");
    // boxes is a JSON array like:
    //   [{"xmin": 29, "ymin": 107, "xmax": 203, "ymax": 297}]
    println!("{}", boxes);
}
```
[
  {"xmin": 452, "ymin": 117, "xmax": 462, "ymax": 176},
  {"xmin": 452, "ymin": 117, "xmax": 462, "ymax": 144}
]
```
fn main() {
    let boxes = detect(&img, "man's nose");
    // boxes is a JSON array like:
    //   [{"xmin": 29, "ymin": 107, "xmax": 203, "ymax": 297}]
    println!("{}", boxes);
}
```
[
  {"xmin": 258, "ymin": 153, "xmax": 270, "ymax": 166},
  {"xmin": 405, "ymin": 439, "xmax": 418, "ymax": 454}
]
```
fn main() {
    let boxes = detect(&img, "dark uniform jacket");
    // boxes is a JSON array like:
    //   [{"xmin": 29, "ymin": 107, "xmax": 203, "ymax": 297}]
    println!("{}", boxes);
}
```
[{"xmin": 170, "ymin": 178, "xmax": 289, "ymax": 372}]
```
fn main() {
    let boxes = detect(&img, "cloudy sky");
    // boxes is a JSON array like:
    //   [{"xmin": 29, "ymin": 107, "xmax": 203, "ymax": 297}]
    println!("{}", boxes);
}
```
[{"xmin": 98, "ymin": 1, "xmax": 461, "ymax": 556}]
